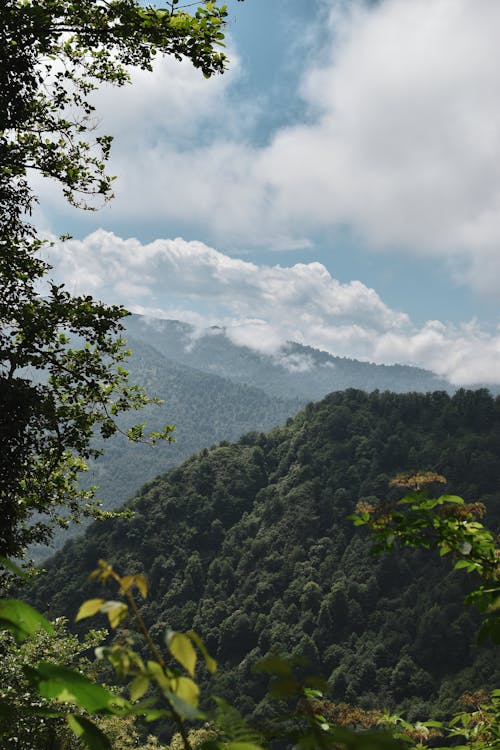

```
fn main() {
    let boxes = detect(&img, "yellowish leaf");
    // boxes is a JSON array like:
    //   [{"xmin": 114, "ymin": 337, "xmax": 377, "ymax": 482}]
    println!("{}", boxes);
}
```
[
  {"xmin": 147, "ymin": 660, "xmax": 170, "ymax": 691},
  {"xmin": 100, "ymin": 601, "xmax": 128, "ymax": 629},
  {"xmin": 170, "ymin": 676, "xmax": 200, "ymax": 706},
  {"xmin": 130, "ymin": 674, "xmax": 150, "ymax": 701},
  {"xmin": 134, "ymin": 574, "xmax": 148, "ymax": 599},
  {"xmin": 119, "ymin": 575, "xmax": 135, "ymax": 594},
  {"xmin": 167, "ymin": 631, "xmax": 197, "ymax": 677},
  {"xmin": 75, "ymin": 598, "xmax": 105, "ymax": 622},
  {"xmin": 187, "ymin": 630, "xmax": 217, "ymax": 674}
]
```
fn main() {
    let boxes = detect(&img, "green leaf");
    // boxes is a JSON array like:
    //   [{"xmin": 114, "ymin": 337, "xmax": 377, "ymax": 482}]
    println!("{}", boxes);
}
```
[
  {"xmin": 170, "ymin": 675, "xmax": 200, "ymax": 706},
  {"xmin": 167, "ymin": 631, "xmax": 197, "ymax": 677},
  {"xmin": 0, "ymin": 599, "xmax": 54, "ymax": 643},
  {"xmin": 438, "ymin": 494, "xmax": 465, "ymax": 504},
  {"xmin": 67, "ymin": 714, "xmax": 112, "ymax": 750},
  {"xmin": 164, "ymin": 690, "xmax": 204, "ymax": 720},
  {"xmin": 24, "ymin": 662, "xmax": 127, "ymax": 713},
  {"xmin": 75, "ymin": 598, "xmax": 106, "ymax": 622},
  {"xmin": 147, "ymin": 660, "xmax": 170, "ymax": 691},
  {"xmin": 99, "ymin": 601, "xmax": 128, "ymax": 628},
  {"xmin": 454, "ymin": 559, "xmax": 473, "ymax": 570},
  {"xmin": 134, "ymin": 574, "xmax": 148, "ymax": 599},
  {"xmin": 225, "ymin": 744, "xmax": 264, "ymax": 750},
  {"xmin": 142, "ymin": 708, "xmax": 172, "ymax": 722}
]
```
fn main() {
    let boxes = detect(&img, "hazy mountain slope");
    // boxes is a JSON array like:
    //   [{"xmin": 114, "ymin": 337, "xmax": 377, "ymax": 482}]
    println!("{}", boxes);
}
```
[
  {"xmin": 30, "ymin": 388, "xmax": 500, "ymax": 720},
  {"xmin": 83, "ymin": 335, "xmax": 303, "ymax": 510},
  {"xmin": 30, "ymin": 336, "xmax": 302, "ymax": 560},
  {"xmin": 124, "ymin": 314, "xmax": 453, "ymax": 400}
]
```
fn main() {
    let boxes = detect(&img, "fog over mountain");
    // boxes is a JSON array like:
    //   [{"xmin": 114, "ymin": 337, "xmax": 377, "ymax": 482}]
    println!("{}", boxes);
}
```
[{"xmin": 125, "ymin": 314, "xmax": 453, "ymax": 402}]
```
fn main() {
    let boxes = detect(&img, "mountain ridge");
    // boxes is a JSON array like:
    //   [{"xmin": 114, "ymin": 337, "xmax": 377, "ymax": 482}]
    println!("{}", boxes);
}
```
[
  {"xmin": 124, "ymin": 314, "xmax": 453, "ymax": 400},
  {"xmin": 29, "ymin": 388, "xmax": 500, "ymax": 723}
]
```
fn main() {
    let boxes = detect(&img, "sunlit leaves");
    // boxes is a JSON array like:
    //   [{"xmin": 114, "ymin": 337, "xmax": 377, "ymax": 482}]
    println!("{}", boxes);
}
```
[
  {"xmin": 350, "ymin": 477, "xmax": 500, "ymax": 644},
  {"xmin": 187, "ymin": 629, "xmax": 217, "ymax": 674},
  {"xmin": 75, "ymin": 598, "xmax": 106, "ymax": 621},
  {"xmin": 119, "ymin": 573, "xmax": 148, "ymax": 599},
  {"xmin": 169, "ymin": 676, "xmax": 200, "ymax": 707},
  {"xmin": 76, "ymin": 598, "xmax": 128, "ymax": 628},
  {"xmin": 129, "ymin": 674, "xmax": 149, "ymax": 701},
  {"xmin": 99, "ymin": 601, "xmax": 129, "ymax": 629}
]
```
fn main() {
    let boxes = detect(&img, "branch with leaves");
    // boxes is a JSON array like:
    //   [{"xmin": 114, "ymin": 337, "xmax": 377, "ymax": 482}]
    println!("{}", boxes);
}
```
[{"xmin": 350, "ymin": 472, "xmax": 500, "ymax": 643}]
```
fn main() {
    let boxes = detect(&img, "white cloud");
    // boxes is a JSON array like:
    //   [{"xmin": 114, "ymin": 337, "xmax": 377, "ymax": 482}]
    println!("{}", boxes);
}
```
[
  {"xmin": 44, "ymin": 229, "xmax": 500, "ymax": 385},
  {"xmin": 36, "ymin": 1, "xmax": 500, "ymax": 294},
  {"xmin": 252, "ymin": 0, "xmax": 500, "ymax": 291}
]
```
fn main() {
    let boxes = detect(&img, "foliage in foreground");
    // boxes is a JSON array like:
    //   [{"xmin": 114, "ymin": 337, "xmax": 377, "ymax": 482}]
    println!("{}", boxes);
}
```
[
  {"xmin": 1, "ymin": 478, "xmax": 499, "ymax": 749},
  {"xmin": 350, "ymin": 471, "xmax": 500, "ymax": 645}
]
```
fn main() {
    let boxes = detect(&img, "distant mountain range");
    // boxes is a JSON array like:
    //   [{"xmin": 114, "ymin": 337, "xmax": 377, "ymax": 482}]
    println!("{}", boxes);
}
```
[{"xmin": 124, "ymin": 314, "xmax": 453, "ymax": 401}]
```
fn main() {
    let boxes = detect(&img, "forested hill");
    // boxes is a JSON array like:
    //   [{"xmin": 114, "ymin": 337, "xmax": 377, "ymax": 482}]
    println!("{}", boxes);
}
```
[
  {"xmin": 125, "ymin": 314, "xmax": 452, "ymax": 400},
  {"xmin": 35, "ymin": 309, "xmax": 452, "ymax": 559},
  {"xmin": 80, "ymin": 335, "xmax": 303, "ymax": 512},
  {"xmin": 30, "ymin": 337, "xmax": 302, "ymax": 560},
  {"xmin": 31, "ymin": 389, "xmax": 500, "ymax": 722}
]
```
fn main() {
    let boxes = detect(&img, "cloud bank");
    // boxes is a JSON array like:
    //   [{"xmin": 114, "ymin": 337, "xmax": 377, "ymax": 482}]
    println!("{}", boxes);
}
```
[
  {"xmin": 45, "ymin": 230, "xmax": 500, "ymax": 385},
  {"xmin": 38, "ymin": 0, "xmax": 500, "ymax": 295}
]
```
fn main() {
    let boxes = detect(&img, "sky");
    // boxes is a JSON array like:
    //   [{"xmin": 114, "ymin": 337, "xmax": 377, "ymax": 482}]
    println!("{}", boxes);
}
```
[{"xmin": 36, "ymin": 0, "xmax": 500, "ymax": 385}]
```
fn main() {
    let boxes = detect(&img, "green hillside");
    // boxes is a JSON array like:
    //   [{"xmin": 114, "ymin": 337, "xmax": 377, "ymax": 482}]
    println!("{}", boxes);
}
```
[
  {"xmin": 34, "ymin": 307, "xmax": 454, "ymax": 561},
  {"xmin": 81, "ymin": 335, "xmax": 303, "ymax": 512},
  {"xmin": 30, "ymin": 388, "xmax": 500, "ymax": 724}
]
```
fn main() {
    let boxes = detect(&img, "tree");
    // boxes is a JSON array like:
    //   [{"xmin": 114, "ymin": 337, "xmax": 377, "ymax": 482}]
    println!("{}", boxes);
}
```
[{"xmin": 0, "ymin": 0, "xmax": 230, "ymax": 560}]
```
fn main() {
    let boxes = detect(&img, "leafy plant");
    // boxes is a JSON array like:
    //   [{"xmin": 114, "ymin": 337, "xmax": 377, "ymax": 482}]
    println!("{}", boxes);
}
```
[{"xmin": 350, "ymin": 471, "xmax": 500, "ymax": 644}]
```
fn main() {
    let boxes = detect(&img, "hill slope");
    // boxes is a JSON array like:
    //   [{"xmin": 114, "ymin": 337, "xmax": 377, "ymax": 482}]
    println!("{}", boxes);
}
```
[
  {"xmin": 30, "ymin": 336, "xmax": 301, "ymax": 560},
  {"xmin": 31, "ymin": 388, "xmax": 500, "ymax": 721},
  {"xmin": 36, "ymin": 310, "xmax": 452, "ymax": 558},
  {"xmin": 81, "ymin": 335, "xmax": 303, "ymax": 512}
]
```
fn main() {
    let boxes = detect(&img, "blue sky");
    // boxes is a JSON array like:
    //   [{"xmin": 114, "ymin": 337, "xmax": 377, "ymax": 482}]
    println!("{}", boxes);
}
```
[{"xmin": 38, "ymin": 0, "xmax": 500, "ymax": 384}]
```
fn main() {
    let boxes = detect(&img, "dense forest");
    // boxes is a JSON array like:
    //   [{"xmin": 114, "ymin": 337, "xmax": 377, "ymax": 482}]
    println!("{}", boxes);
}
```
[
  {"xmin": 33, "ymin": 313, "xmax": 458, "ymax": 560},
  {"xmin": 2, "ymin": 1, "xmax": 499, "ymax": 748},
  {"xmin": 30, "ymin": 336, "xmax": 302, "ymax": 560},
  {"xmin": 30, "ymin": 388, "xmax": 500, "ymax": 729}
]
